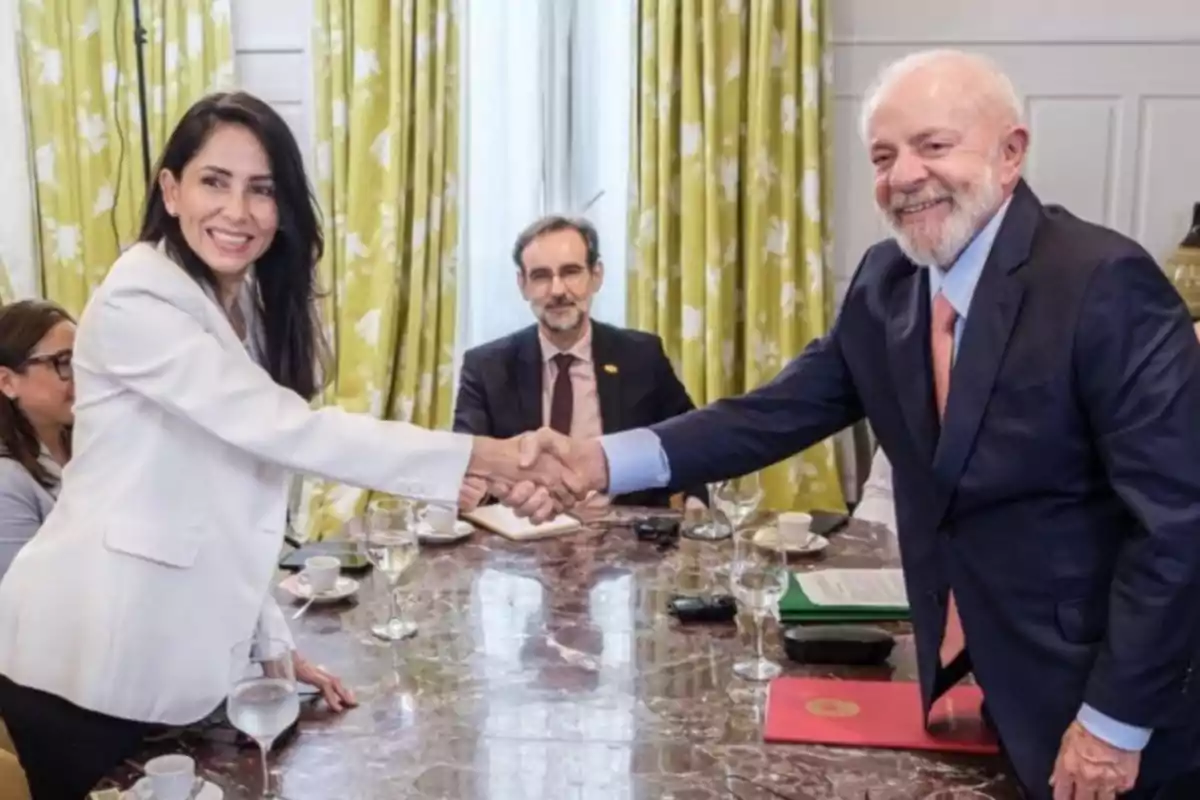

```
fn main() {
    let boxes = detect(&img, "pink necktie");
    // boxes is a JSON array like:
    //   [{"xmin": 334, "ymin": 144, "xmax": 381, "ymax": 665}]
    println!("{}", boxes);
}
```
[
  {"xmin": 931, "ymin": 291, "xmax": 956, "ymax": 417},
  {"xmin": 931, "ymin": 290, "xmax": 965, "ymax": 665}
]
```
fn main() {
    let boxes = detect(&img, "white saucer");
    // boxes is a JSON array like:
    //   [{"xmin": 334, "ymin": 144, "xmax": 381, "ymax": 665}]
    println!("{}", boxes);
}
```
[
  {"xmin": 279, "ymin": 573, "xmax": 360, "ymax": 602},
  {"xmin": 753, "ymin": 526, "xmax": 829, "ymax": 555},
  {"xmin": 123, "ymin": 777, "xmax": 223, "ymax": 799},
  {"xmin": 417, "ymin": 519, "xmax": 474, "ymax": 544}
]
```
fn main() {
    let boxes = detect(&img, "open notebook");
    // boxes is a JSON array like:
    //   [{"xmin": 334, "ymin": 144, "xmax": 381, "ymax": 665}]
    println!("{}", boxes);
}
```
[{"xmin": 462, "ymin": 504, "xmax": 583, "ymax": 541}]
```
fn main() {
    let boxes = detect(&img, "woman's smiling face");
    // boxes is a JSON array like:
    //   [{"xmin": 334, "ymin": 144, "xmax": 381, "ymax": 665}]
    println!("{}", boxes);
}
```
[{"xmin": 157, "ymin": 122, "xmax": 279, "ymax": 280}]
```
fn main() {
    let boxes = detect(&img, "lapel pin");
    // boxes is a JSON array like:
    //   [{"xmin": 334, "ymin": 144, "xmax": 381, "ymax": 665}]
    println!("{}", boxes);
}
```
[{"xmin": 603, "ymin": 363, "xmax": 618, "ymax": 374}]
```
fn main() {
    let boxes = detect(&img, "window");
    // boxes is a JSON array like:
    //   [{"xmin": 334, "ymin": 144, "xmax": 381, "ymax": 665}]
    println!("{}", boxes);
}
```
[{"xmin": 456, "ymin": 0, "xmax": 633, "ymax": 366}]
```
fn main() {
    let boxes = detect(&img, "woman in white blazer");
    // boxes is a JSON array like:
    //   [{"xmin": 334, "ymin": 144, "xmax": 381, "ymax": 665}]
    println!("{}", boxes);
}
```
[{"xmin": 0, "ymin": 92, "xmax": 564, "ymax": 799}]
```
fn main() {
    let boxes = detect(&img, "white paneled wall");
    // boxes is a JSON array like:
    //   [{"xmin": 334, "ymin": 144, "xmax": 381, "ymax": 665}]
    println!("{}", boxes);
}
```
[
  {"xmin": 231, "ymin": 0, "xmax": 314, "ymax": 170},
  {"xmin": 830, "ymin": 0, "xmax": 1200, "ymax": 300}
]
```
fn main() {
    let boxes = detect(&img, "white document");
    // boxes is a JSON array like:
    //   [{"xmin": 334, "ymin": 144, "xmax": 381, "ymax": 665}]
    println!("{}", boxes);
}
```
[
  {"xmin": 462, "ymin": 504, "xmax": 583, "ymax": 541},
  {"xmin": 794, "ymin": 568, "xmax": 909, "ymax": 608}
]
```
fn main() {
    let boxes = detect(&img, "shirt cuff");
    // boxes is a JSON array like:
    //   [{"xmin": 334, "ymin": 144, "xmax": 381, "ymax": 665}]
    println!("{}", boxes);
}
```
[
  {"xmin": 599, "ymin": 428, "xmax": 671, "ymax": 496},
  {"xmin": 1076, "ymin": 703, "xmax": 1152, "ymax": 751}
]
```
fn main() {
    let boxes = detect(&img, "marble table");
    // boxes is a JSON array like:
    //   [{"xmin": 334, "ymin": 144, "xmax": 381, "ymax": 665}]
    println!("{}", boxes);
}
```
[{"xmin": 111, "ymin": 512, "xmax": 1021, "ymax": 799}]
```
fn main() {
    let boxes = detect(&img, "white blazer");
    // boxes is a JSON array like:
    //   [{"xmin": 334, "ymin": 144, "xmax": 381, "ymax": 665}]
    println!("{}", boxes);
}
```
[{"xmin": 0, "ymin": 243, "xmax": 473, "ymax": 725}]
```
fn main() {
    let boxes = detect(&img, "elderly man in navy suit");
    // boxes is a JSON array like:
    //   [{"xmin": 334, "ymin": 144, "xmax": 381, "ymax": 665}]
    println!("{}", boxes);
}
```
[{"xmin": 509, "ymin": 50, "xmax": 1200, "ymax": 799}]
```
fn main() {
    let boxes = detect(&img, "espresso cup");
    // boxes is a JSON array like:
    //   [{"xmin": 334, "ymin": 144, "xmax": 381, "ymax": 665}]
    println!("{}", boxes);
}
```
[
  {"xmin": 776, "ymin": 511, "xmax": 815, "ymax": 548},
  {"xmin": 300, "ymin": 554, "xmax": 341, "ymax": 594},
  {"xmin": 423, "ymin": 505, "xmax": 457, "ymax": 534},
  {"xmin": 144, "ymin": 754, "xmax": 196, "ymax": 800}
]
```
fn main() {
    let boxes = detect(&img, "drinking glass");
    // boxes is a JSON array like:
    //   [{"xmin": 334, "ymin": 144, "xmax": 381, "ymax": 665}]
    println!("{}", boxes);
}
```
[
  {"xmin": 228, "ymin": 636, "xmax": 299, "ymax": 799},
  {"xmin": 713, "ymin": 473, "xmax": 764, "ymax": 531},
  {"xmin": 682, "ymin": 481, "xmax": 735, "ymax": 541},
  {"xmin": 729, "ymin": 527, "xmax": 788, "ymax": 681},
  {"xmin": 363, "ymin": 496, "xmax": 420, "ymax": 640}
]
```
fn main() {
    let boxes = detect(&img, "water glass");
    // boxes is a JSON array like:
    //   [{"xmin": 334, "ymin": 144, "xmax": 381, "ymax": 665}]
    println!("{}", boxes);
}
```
[
  {"xmin": 228, "ymin": 636, "xmax": 299, "ymax": 798},
  {"xmin": 682, "ymin": 481, "xmax": 735, "ymax": 541},
  {"xmin": 713, "ymin": 473, "xmax": 764, "ymax": 531},
  {"xmin": 729, "ymin": 527, "xmax": 788, "ymax": 681},
  {"xmin": 364, "ymin": 496, "xmax": 420, "ymax": 641}
]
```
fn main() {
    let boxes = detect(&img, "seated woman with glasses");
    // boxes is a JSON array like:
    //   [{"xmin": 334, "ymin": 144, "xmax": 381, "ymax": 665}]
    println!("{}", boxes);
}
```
[{"xmin": 0, "ymin": 300, "xmax": 74, "ymax": 578}]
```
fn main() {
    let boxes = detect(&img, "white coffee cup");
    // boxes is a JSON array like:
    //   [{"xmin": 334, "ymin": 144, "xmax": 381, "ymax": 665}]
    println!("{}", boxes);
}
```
[
  {"xmin": 776, "ymin": 511, "xmax": 815, "ymax": 548},
  {"xmin": 144, "ymin": 754, "xmax": 196, "ymax": 800},
  {"xmin": 423, "ymin": 505, "xmax": 457, "ymax": 534},
  {"xmin": 300, "ymin": 555, "xmax": 340, "ymax": 594}
]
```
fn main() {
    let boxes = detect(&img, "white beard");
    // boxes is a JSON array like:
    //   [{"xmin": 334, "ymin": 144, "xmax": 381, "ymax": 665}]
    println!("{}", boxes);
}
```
[
  {"xmin": 880, "ymin": 172, "xmax": 1003, "ymax": 269},
  {"xmin": 537, "ymin": 303, "xmax": 584, "ymax": 332}
]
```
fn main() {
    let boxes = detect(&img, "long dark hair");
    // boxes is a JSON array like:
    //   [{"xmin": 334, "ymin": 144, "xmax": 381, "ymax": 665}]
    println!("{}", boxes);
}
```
[
  {"xmin": 139, "ymin": 91, "xmax": 328, "ymax": 400},
  {"xmin": 0, "ymin": 300, "xmax": 74, "ymax": 488}
]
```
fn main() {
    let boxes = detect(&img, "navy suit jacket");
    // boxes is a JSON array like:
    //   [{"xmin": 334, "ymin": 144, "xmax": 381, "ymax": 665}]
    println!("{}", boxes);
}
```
[
  {"xmin": 454, "ymin": 320, "xmax": 705, "ymax": 508},
  {"xmin": 648, "ymin": 182, "xmax": 1200, "ymax": 795}
]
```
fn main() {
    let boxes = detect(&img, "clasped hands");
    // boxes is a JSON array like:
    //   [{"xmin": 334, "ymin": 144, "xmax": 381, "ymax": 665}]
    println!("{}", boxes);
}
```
[{"xmin": 463, "ymin": 427, "xmax": 609, "ymax": 522}]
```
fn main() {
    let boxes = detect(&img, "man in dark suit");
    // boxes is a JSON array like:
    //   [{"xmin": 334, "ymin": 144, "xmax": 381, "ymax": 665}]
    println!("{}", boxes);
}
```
[
  {"xmin": 512, "ymin": 51, "xmax": 1200, "ymax": 798},
  {"xmin": 453, "ymin": 214, "xmax": 705, "ymax": 509}
]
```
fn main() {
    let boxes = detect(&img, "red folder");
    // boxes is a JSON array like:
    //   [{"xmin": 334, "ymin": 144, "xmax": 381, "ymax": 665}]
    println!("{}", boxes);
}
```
[{"xmin": 763, "ymin": 678, "xmax": 1000, "ymax": 754}]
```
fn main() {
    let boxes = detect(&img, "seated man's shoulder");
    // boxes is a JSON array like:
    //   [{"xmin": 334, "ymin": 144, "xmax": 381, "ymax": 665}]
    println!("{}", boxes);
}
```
[
  {"xmin": 603, "ymin": 322, "xmax": 663, "ymax": 349},
  {"xmin": 596, "ymin": 322, "xmax": 673, "ymax": 368},
  {"xmin": 462, "ymin": 326, "xmax": 535, "ymax": 363}
]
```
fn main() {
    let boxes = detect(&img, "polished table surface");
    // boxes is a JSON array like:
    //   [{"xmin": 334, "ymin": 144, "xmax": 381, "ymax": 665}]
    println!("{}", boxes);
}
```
[{"xmin": 111, "ymin": 511, "xmax": 1021, "ymax": 799}]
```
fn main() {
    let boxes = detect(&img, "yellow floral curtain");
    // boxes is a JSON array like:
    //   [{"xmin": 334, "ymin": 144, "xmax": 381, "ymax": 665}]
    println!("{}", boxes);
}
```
[
  {"xmin": 300, "ymin": 0, "xmax": 460, "ymax": 539},
  {"xmin": 628, "ymin": 0, "xmax": 843, "ymax": 512},
  {"xmin": 17, "ymin": 0, "xmax": 234, "ymax": 313}
]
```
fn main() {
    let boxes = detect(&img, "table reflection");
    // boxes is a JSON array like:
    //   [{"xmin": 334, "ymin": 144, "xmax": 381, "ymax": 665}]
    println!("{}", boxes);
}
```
[{"xmin": 104, "ymin": 516, "xmax": 1019, "ymax": 800}]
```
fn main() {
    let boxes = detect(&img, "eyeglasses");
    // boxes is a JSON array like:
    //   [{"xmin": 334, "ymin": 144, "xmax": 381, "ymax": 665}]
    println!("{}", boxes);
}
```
[
  {"xmin": 22, "ymin": 349, "xmax": 73, "ymax": 381},
  {"xmin": 523, "ymin": 263, "xmax": 593, "ymax": 292}
]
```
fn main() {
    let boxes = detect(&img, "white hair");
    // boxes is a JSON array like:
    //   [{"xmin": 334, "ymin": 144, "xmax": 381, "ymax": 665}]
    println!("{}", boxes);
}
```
[{"xmin": 858, "ymin": 49, "xmax": 1025, "ymax": 141}]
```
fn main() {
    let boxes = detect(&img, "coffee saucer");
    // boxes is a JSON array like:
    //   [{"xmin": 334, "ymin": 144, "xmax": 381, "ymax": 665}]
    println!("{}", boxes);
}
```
[
  {"xmin": 279, "ymin": 573, "xmax": 360, "ymax": 603},
  {"xmin": 416, "ymin": 520, "xmax": 474, "ymax": 545},
  {"xmin": 753, "ymin": 526, "xmax": 829, "ymax": 555},
  {"xmin": 123, "ymin": 776, "xmax": 223, "ymax": 799}
]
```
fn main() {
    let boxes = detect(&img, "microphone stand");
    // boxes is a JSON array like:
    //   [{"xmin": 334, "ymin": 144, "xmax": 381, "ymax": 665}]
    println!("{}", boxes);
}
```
[{"xmin": 131, "ymin": 0, "xmax": 153, "ymax": 187}]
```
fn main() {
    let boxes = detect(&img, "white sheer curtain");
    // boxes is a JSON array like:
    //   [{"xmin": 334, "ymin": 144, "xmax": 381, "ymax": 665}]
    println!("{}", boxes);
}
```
[
  {"xmin": 0, "ymin": 2, "xmax": 39, "ymax": 299},
  {"xmin": 570, "ymin": 0, "xmax": 632, "ymax": 328},
  {"xmin": 456, "ymin": 0, "xmax": 633, "ymax": 366}
]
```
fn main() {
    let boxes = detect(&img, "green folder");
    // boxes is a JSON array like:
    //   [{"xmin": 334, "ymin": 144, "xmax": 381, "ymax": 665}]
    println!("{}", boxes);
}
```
[{"xmin": 778, "ymin": 572, "xmax": 910, "ymax": 624}]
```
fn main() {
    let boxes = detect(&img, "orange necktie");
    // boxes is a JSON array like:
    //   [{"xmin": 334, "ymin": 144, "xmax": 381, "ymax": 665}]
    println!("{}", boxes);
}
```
[{"xmin": 931, "ymin": 290, "xmax": 965, "ymax": 665}]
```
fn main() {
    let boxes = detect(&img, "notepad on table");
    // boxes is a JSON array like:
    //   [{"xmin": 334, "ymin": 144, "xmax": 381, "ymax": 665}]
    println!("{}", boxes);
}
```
[
  {"xmin": 779, "ymin": 568, "xmax": 911, "ymax": 623},
  {"xmin": 462, "ymin": 504, "xmax": 583, "ymax": 541}
]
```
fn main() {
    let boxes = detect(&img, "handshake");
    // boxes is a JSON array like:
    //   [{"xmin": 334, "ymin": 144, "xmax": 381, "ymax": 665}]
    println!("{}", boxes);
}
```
[{"xmin": 461, "ymin": 427, "xmax": 611, "ymax": 522}]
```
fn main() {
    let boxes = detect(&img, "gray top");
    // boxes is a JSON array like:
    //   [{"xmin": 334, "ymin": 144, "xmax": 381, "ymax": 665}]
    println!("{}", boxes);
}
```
[{"xmin": 0, "ymin": 452, "xmax": 60, "ymax": 578}]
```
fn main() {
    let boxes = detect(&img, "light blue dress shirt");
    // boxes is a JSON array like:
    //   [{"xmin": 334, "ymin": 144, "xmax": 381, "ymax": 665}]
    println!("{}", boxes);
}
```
[{"xmin": 599, "ymin": 199, "xmax": 1150, "ymax": 752}]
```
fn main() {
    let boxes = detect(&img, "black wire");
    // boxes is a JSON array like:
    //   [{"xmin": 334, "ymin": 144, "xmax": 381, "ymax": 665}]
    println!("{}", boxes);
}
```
[{"xmin": 109, "ymin": 0, "xmax": 127, "ymax": 250}]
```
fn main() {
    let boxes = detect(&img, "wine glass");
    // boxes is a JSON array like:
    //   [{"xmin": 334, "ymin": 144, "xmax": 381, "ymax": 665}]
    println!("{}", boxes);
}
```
[
  {"xmin": 729, "ymin": 526, "xmax": 788, "ymax": 681},
  {"xmin": 682, "ymin": 481, "xmax": 735, "ymax": 541},
  {"xmin": 363, "ymin": 496, "xmax": 420, "ymax": 641},
  {"xmin": 228, "ymin": 636, "xmax": 299, "ymax": 799},
  {"xmin": 713, "ymin": 473, "xmax": 764, "ymax": 531}
]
